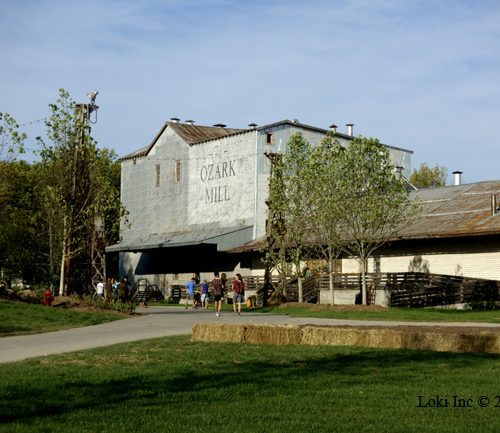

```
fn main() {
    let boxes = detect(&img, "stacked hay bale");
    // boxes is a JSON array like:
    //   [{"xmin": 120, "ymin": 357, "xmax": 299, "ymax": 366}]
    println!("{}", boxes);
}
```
[{"xmin": 192, "ymin": 323, "xmax": 500, "ymax": 353}]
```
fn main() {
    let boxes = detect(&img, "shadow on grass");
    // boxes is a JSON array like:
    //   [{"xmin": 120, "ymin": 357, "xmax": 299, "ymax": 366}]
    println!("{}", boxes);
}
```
[{"xmin": 1, "ymin": 341, "xmax": 499, "ymax": 425}]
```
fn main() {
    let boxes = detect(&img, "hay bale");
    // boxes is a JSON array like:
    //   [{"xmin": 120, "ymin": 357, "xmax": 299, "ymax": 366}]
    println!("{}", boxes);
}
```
[
  {"xmin": 301, "ymin": 325, "xmax": 500, "ymax": 353},
  {"xmin": 402, "ymin": 330, "xmax": 500, "ymax": 353},
  {"xmin": 192, "ymin": 323, "xmax": 245, "ymax": 343},
  {"xmin": 192, "ymin": 323, "xmax": 500, "ymax": 353},
  {"xmin": 456, "ymin": 332, "xmax": 500, "ymax": 353},
  {"xmin": 244, "ymin": 324, "xmax": 302, "ymax": 345},
  {"xmin": 301, "ymin": 326, "xmax": 355, "ymax": 346}
]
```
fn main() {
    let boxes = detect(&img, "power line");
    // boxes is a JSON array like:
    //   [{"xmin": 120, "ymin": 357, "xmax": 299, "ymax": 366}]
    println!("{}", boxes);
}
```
[{"xmin": 19, "ymin": 117, "xmax": 49, "ymax": 127}]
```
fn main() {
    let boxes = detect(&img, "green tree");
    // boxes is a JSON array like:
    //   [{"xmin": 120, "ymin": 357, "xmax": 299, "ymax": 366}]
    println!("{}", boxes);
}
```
[
  {"xmin": 37, "ymin": 89, "xmax": 126, "ymax": 296},
  {"xmin": 0, "ymin": 161, "xmax": 49, "ymax": 286},
  {"xmin": 409, "ymin": 163, "xmax": 447, "ymax": 188},
  {"xmin": 0, "ymin": 112, "xmax": 26, "ymax": 162},
  {"xmin": 339, "ymin": 137, "xmax": 415, "ymax": 305},
  {"xmin": 0, "ymin": 114, "xmax": 35, "ymax": 287},
  {"xmin": 307, "ymin": 133, "xmax": 347, "ymax": 305},
  {"xmin": 265, "ymin": 132, "xmax": 416, "ymax": 307},
  {"xmin": 264, "ymin": 152, "xmax": 291, "ymax": 300},
  {"xmin": 265, "ymin": 133, "xmax": 317, "ymax": 301}
]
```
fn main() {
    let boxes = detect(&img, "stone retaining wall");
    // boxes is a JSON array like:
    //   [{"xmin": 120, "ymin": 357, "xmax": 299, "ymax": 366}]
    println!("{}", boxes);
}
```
[{"xmin": 192, "ymin": 323, "xmax": 500, "ymax": 353}]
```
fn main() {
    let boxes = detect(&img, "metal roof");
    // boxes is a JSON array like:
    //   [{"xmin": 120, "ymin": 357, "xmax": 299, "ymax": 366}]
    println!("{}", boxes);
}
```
[
  {"xmin": 119, "ymin": 122, "xmax": 247, "ymax": 160},
  {"xmin": 169, "ymin": 122, "xmax": 246, "ymax": 145},
  {"xmin": 397, "ymin": 180, "xmax": 500, "ymax": 239},
  {"xmin": 119, "ymin": 119, "xmax": 414, "ymax": 161},
  {"xmin": 106, "ymin": 225, "xmax": 254, "ymax": 253},
  {"xmin": 228, "ymin": 181, "xmax": 500, "ymax": 253}
]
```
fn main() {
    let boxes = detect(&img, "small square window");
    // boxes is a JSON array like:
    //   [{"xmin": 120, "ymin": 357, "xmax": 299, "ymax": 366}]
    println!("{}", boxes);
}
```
[{"xmin": 266, "ymin": 132, "xmax": 273, "ymax": 144}]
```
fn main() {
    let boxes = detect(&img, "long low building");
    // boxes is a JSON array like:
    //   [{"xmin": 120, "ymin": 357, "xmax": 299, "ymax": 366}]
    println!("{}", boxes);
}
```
[
  {"xmin": 341, "ymin": 179, "xmax": 500, "ymax": 281},
  {"xmin": 107, "ymin": 118, "xmax": 412, "ymax": 288}
]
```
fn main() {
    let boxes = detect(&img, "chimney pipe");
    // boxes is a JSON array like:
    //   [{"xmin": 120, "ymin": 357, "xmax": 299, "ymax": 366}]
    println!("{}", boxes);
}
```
[
  {"xmin": 248, "ymin": 123, "xmax": 258, "ymax": 129},
  {"xmin": 453, "ymin": 170, "xmax": 463, "ymax": 186},
  {"xmin": 170, "ymin": 117, "xmax": 180, "ymax": 123},
  {"xmin": 185, "ymin": 119, "xmax": 195, "ymax": 125},
  {"xmin": 492, "ymin": 194, "xmax": 498, "ymax": 216},
  {"xmin": 346, "ymin": 123, "xmax": 354, "ymax": 137},
  {"xmin": 329, "ymin": 124, "xmax": 337, "ymax": 133}
]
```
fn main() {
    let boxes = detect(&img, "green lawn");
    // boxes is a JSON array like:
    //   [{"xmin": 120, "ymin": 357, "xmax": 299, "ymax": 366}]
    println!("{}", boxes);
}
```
[
  {"xmin": 0, "ymin": 335, "xmax": 499, "ymax": 433},
  {"xmin": 0, "ymin": 299, "xmax": 125, "ymax": 336},
  {"xmin": 252, "ymin": 304, "xmax": 500, "ymax": 323}
]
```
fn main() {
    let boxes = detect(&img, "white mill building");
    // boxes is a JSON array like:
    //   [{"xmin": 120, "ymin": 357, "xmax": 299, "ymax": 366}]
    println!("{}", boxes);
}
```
[{"xmin": 107, "ymin": 119, "xmax": 413, "ymax": 290}]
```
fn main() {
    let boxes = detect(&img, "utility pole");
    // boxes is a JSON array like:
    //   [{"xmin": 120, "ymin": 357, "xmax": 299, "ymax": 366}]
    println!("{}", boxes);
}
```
[
  {"xmin": 83, "ymin": 92, "xmax": 106, "ymax": 295},
  {"xmin": 59, "ymin": 92, "xmax": 99, "ymax": 296}
]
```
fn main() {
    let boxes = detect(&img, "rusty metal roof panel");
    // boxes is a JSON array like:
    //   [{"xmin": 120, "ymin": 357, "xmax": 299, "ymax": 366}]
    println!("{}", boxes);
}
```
[
  {"xmin": 399, "ymin": 181, "xmax": 500, "ymax": 239},
  {"xmin": 168, "ymin": 122, "xmax": 247, "ymax": 145},
  {"xmin": 119, "ymin": 122, "xmax": 247, "ymax": 161}
]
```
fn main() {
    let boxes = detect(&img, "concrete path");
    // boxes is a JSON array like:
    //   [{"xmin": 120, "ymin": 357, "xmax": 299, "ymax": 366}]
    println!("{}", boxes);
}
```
[{"xmin": 2, "ymin": 306, "xmax": 500, "ymax": 364}]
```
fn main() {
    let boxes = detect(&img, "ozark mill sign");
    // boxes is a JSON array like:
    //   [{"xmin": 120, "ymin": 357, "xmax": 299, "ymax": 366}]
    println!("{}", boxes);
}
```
[{"xmin": 200, "ymin": 159, "xmax": 237, "ymax": 204}]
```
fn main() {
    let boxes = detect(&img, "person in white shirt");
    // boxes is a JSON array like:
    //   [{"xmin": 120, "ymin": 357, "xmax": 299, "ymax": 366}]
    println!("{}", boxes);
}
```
[{"xmin": 96, "ymin": 281, "xmax": 104, "ymax": 298}]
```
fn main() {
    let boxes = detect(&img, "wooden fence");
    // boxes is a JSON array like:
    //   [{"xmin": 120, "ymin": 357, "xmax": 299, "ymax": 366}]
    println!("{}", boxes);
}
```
[{"xmin": 242, "ymin": 272, "xmax": 500, "ymax": 307}]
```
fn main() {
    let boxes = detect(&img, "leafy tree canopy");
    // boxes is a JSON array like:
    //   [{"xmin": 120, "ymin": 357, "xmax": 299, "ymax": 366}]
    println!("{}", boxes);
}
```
[{"xmin": 409, "ymin": 163, "xmax": 447, "ymax": 188}]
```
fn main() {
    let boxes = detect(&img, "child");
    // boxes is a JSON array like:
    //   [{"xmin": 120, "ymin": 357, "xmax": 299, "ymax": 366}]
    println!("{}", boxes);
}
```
[{"xmin": 44, "ymin": 288, "xmax": 54, "ymax": 306}]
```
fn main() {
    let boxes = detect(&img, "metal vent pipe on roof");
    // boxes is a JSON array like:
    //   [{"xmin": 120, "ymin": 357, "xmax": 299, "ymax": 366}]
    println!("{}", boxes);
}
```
[
  {"xmin": 170, "ymin": 117, "xmax": 180, "ymax": 123},
  {"xmin": 346, "ymin": 123, "xmax": 354, "ymax": 137},
  {"xmin": 329, "ymin": 124, "xmax": 337, "ymax": 132},
  {"xmin": 185, "ymin": 119, "xmax": 195, "ymax": 125},
  {"xmin": 248, "ymin": 123, "xmax": 258, "ymax": 129},
  {"xmin": 213, "ymin": 123, "xmax": 226, "ymax": 128},
  {"xmin": 453, "ymin": 170, "xmax": 463, "ymax": 186},
  {"xmin": 491, "ymin": 194, "xmax": 497, "ymax": 216}
]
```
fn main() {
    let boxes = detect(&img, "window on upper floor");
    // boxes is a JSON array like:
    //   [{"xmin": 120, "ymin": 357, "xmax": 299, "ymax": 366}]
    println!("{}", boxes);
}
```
[
  {"xmin": 175, "ymin": 160, "xmax": 181, "ymax": 183},
  {"xmin": 155, "ymin": 164, "xmax": 161, "ymax": 187},
  {"xmin": 266, "ymin": 132, "xmax": 273, "ymax": 144}
]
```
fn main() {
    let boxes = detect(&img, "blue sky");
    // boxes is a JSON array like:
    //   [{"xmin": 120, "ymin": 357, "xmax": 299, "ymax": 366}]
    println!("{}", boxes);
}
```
[{"xmin": 1, "ymin": 0, "xmax": 499, "ymax": 184}]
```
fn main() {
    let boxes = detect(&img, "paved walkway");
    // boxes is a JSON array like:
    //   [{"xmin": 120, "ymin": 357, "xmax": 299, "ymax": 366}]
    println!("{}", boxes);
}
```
[{"xmin": 2, "ymin": 306, "xmax": 500, "ymax": 364}]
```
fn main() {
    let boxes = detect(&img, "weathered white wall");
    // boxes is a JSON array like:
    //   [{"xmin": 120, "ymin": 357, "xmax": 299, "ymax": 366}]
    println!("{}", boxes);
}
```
[
  {"xmin": 188, "ymin": 132, "xmax": 256, "ymax": 228},
  {"xmin": 342, "ymin": 248, "xmax": 500, "ymax": 281},
  {"xmin": 120, "ymin": 127, "xmax": 258, "ymax": 244}
]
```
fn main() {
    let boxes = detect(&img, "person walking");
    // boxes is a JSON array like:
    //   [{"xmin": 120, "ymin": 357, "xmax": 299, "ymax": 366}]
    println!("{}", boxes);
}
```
[
  {"xmin": 232, "ymin": 273, "xmax": 244, "ymax": 315},
  {"xmin": 185, "ymin": 277, "xmax": 196, "ymax": 309},
  {"xmin": 200, "ymin": 279, "xmax": 210, "ymax": 309},
  {"xmin": 212, "ymin": 271, "xmax": 224, "ymax": 316}
]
